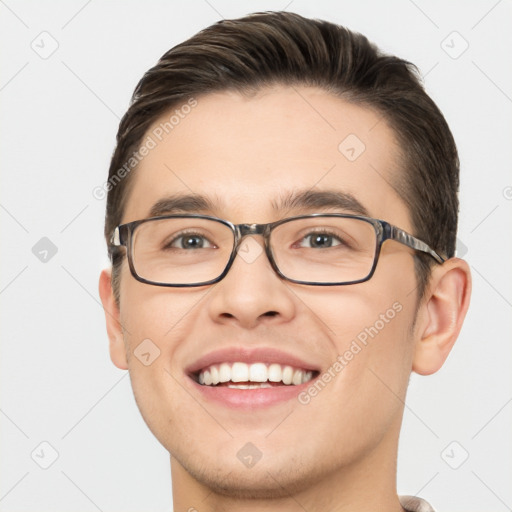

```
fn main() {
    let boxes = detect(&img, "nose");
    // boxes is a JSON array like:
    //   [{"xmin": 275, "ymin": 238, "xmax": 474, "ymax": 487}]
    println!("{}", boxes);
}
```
[{"xmin": 206, "ymin": 234, "xmax": 297, "ymax": 329}]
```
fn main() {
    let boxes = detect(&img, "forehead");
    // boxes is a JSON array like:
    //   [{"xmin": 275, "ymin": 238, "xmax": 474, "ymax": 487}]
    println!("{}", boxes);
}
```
[{"xmin": 122, "ymin": 86, "xmax": 410, "ymax": 228}]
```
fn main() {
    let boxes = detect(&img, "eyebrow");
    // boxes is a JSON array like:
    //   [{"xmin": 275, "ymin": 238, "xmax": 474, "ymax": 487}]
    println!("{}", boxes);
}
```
[{"xmin": 148, "ymin": 189, "xmax": 370, "ymax": 218}]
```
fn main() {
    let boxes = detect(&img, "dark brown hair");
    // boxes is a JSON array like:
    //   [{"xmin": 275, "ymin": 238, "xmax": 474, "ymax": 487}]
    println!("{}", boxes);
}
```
[{"xmin": 105, "ymin": 11, "xmax": 459, "ymax": 304}]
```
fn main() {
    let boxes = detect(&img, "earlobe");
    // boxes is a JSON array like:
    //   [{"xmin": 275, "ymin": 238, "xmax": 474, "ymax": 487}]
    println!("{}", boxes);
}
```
[
  {"xmin": 412, "ymin": 258, "xmax": 472, "ymax": 375},
  {"xmin": 98, "ymin": 268, "xmax": 128, "ymax": 370}
]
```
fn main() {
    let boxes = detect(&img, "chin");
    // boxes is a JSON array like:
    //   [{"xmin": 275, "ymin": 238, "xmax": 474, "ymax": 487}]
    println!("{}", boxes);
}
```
[{"xmin": 176, "ymin": 449, "xmax": 320, "ymax": 499}]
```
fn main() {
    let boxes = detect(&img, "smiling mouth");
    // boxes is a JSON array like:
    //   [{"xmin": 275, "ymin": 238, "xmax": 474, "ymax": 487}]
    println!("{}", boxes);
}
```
[{"xmin": 191, "ymin": 361, "xmax": 319, "ymax": 389}]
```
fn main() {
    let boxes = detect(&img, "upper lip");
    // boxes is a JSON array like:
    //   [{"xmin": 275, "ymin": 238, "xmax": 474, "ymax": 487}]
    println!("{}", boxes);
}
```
[{"xmin": 185, "ymin": 346, "xmax": 322, "ymax": 377}]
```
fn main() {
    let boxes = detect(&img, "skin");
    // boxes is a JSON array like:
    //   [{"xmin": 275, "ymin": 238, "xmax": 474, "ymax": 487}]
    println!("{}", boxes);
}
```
[{"xmin": 99, "ymin": 86, "xmax": 471, "ymax": 512}]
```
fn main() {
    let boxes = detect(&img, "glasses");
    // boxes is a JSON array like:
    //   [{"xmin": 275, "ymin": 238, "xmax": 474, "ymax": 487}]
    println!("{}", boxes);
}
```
[{"xmin": 110, "ymin": 213, "xmax": 445, "ymax": 287}]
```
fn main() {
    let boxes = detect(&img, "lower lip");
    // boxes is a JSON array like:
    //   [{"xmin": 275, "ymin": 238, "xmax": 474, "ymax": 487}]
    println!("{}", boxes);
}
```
[{"xmin": 187, "ymin": 375, "xmax": 318, "ymax": 409}]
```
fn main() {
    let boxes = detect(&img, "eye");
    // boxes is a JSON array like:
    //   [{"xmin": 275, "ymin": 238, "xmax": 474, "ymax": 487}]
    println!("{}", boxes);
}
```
[
  {"xmin": 297, "ymin": 231, "xmax": 344, "ymax": 249},
  {"xmin": 165, "ymin": 232, "xmax": 215, "ymax": 250}
]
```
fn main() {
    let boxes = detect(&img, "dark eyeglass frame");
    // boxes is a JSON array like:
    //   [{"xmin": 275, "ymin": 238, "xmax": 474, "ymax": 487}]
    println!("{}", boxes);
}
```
[{"xmin": 110, "ymin": 213, "xmax": 446, "ymax": 287}]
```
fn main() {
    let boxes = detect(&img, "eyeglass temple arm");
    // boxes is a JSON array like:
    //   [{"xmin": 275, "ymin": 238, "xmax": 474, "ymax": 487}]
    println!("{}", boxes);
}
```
[{"xmin": 387, "ymin": 224, "xmax": 446, "ymax": 264}]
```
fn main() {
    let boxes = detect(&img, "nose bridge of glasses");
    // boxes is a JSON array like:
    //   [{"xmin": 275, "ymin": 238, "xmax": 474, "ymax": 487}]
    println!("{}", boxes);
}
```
[{"xmin": 235, "ymin": 223, "xmax": 268, "ymax": 241}]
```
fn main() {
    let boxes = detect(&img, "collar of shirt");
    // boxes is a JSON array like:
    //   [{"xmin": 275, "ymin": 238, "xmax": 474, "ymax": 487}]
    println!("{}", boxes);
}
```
[{"xmin": 399, "ymin": 495, "xmax": 436, "ymax": 512}]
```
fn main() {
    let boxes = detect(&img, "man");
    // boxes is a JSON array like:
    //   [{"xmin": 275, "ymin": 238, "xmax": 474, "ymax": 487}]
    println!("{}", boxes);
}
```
[{"xmin": 99, "ymin": 11, "xmax": 471, "ymax": 512}]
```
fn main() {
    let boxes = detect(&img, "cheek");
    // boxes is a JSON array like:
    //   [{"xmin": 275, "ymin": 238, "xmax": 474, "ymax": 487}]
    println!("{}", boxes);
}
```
[
  {"xmin": 118, "ymin": 278, "xmax": 217, "ymax": 444},
  {"xmin": 292, "ymin": 262, "xmax": 417, "ymax": 417},
  {"xmin": 118, "ymin": 289, "xmax": 192, "ymax": 391},
  {"xmin": 119, "ymin": 264, "xmax": 208, "ymax": 341},
  {"xmin": 118, "ymin": 312, "xmax": 188, "ymax": 451},
  {"xmin": 289, "ymin": 292, "xmax": 414, "ymax": 464}
]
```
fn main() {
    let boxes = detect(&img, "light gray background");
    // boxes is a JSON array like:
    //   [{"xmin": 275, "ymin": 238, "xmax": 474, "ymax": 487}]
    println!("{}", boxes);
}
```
[{"xmin": 1, "ymin": 1, "xmax": 511, "ymax": 511}]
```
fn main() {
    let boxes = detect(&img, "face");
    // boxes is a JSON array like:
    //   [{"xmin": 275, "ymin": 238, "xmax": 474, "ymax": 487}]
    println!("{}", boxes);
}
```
[{"xmin": 107, "ymin": 86, "xmax": 423, "ymax": 498}]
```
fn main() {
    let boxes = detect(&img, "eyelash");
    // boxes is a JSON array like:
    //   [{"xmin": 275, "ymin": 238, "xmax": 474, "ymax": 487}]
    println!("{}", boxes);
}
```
[
  {"xmin": 163, "ymin": 229, "xmax": 346, "ymax": 250},
  {"xmin": 163, "ymin": 230, "xmax": 215, "ymax": 249},
  {"xmin": 294, "ymin": 229, "xmax": 346, "ymax": 248}
]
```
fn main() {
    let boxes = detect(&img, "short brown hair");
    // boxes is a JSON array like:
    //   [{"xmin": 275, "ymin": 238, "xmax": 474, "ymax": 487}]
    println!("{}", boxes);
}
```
[{"xmin": 104, "ymin": 11, "xmax": 459, "ymax": 304}]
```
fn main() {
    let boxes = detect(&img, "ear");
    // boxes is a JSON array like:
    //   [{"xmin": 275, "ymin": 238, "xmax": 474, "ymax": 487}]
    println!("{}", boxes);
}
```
[
  {"xmin": 412, "ymin": 257, "xmax": 472, "ymax": 375},
  {"xmin": 99, "ymin": 268, "xmax": 128, "ymax": 370}
]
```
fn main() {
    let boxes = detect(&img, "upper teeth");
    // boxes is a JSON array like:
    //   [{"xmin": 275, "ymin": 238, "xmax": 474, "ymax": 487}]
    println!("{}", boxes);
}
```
[{"xmin": 197, "ymin": 362, "xmax": 314, "ymax": 386}]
